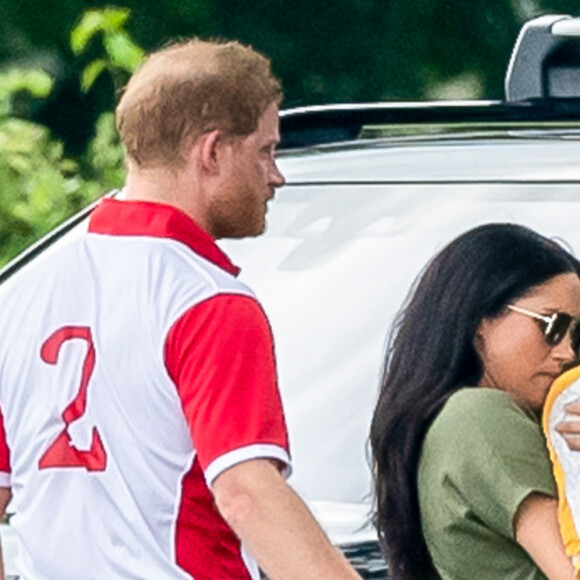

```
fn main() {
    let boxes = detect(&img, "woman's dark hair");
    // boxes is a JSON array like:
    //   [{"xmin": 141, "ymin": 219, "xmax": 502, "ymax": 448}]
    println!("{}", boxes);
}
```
[{"xmin": 370, "ymin": 223, "xmax": 580, "ymax": 580}]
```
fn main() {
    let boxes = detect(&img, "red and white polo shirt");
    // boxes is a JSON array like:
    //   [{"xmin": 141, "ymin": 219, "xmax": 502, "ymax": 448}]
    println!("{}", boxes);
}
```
[{"xmin": 0, "ymin": 198, "xmax": 290, "ymax": 579}]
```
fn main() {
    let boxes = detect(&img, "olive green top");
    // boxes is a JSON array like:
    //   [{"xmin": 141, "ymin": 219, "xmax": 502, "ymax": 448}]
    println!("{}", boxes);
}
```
[{"xmin": 418, "ymin": 388, "xmax": 557, "ymax": 580}]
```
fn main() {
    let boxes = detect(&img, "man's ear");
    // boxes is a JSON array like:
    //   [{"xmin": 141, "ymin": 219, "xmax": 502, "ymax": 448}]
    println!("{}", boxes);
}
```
[{"xmin": 196, "ymin": 129, "xmax": 223, "ymax": 175}]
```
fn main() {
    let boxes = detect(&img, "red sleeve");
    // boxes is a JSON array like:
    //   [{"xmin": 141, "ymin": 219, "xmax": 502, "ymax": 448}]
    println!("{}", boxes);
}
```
[
  {"xmin": 0, "ymin": 406, "xmax": 11, "ymax": 482},
  {"xmin": 164, "ymin": 294, "xmax": 290, "ymax": 481}
]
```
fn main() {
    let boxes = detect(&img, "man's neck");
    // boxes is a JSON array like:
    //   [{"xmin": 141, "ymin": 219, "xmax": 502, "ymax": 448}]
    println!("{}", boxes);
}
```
[{"xmin": 124, "ymin": 165, "xmax": 210, "ymax": 234}]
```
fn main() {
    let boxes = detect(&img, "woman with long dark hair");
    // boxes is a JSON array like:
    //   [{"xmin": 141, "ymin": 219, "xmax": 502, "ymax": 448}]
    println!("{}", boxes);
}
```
[{"xmin": 370, "ymin": 223, "xmax": 580, "ymax": 580}]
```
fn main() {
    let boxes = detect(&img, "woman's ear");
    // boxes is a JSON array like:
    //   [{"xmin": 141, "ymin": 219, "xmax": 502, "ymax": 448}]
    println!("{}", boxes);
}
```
[{"xmin": 473, "ymin": 320, "xmax": 488, "ymax": 357}]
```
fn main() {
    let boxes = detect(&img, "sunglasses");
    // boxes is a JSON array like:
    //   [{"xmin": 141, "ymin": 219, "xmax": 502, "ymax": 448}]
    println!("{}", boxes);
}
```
[{"xmin": 507, "ymin": 304, "xmax": 580, "ymax": 354}]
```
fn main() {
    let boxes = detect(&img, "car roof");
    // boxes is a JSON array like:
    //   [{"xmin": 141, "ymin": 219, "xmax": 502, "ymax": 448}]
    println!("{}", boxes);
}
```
[{"xmin": 278, "ymin": 131, "xmax": 580, "ymax": 184}]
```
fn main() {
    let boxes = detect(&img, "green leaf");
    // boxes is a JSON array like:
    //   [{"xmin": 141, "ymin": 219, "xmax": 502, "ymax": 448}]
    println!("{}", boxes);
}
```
[
  {"xmin": 70, "ymin": 10, "xmax": 106, "ymax": 55},
  {"xmin": 100, "ymin": 7, "xmax": 131, "ymax": 33},
  {"xmin": 104, "ymin": 31, "xmax": 144, "ymax": 72},
  {"xmin": 0, "ymin": 118, "xmax": 48, "ymax": 155},
  {"xmin": 59, "ymin": 159, "xmax": 78, "ymax": 174},
  {"xmin": 70, "ymin": 7, "xmax": 131, "ymax": 55},
  {"xmin": 0, "ymin": 69, "xmax": 53, "ymax": 104},
  {"xmin": 81, "ymin": 59, "xmax": 108, "ymax": 92},
  {"xmin": 14, "ymin": 70, "xmax": 53, "ymax": 98}
]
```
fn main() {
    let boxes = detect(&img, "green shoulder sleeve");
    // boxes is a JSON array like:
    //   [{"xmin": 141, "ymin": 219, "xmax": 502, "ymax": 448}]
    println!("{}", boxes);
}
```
[{"xmin": 419, "ymin": 388, "xmax": 556, "ymax": 539}]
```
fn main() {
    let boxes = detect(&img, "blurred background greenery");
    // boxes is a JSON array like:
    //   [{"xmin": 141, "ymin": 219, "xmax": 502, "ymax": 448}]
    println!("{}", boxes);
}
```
[{"xmin": 0, "ymin": 0, "xmax": 578, "ymax": 265}]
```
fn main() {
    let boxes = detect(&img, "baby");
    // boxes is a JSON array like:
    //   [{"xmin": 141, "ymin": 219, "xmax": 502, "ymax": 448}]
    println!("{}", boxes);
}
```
[{"xmin": 543, "ymin": 366, "xmax": 580, "ymax": 577}]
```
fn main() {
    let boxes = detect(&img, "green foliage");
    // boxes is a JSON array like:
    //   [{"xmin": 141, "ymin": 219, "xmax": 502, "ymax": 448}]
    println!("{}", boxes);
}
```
[
  {"xmin": 0, "ymin": 8, "xmax": 135, "ymax": 267},
  {"xmin": 0, "ymin": 113, "xmax": 89, "ymax": 266},
  {"xmin": 0, "ymin": 1, "xmax": 577, "ymax": 266},
  {"xmin": 70, "ymin": 7, "xmax": 132, "ymax": 54},
  {"xmin": 0, "ymin": 69, "xmax": 53, "ymax": 116},
  {"xmin": 85, "ymin": 112, "xmax": 125, "ymax": 192},
  {"xmin": 71, "ymin": 6, "xmax": 144, "ymax": 92}
]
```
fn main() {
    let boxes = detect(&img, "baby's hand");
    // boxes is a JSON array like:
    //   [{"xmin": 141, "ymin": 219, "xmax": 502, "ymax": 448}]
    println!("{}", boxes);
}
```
[{"xmin": 556, "ymin": 402, "xmax": 580, "ymax": 451}]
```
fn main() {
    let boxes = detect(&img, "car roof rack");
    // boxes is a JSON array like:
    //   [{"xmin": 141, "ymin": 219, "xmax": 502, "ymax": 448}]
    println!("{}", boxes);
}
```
[
  {"xmin": 280, "ymin": 14, "xmax": 580, "ymax": 151},
  {"xmin": 506, "ymin": 14, "xmax": 580, "ymax": 101},
  {"xmin": 279, "ymin": 100, "xmax": 580, "ymax": 150}
]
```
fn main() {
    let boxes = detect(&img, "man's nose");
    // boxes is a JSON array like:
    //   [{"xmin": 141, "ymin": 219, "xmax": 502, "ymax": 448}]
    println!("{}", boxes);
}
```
[{"xmin": 270, "ymin": 162, "xmax": 285, "ymax": 187}]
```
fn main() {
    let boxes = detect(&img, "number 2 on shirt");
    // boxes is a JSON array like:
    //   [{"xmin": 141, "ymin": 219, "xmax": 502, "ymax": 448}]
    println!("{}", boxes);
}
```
[{"xmin": 38, "ymin": 326, "xmax": 107, "ymax": 471}]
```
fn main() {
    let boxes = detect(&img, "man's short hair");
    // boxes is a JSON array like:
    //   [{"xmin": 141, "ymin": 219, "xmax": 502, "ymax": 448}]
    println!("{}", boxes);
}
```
[{"xmin": 116, "ymin": 39, "xmax": 283, "ymax": 168}]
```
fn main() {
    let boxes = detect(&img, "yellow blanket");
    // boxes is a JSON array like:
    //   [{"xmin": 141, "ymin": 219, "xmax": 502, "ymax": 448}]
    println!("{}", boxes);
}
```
[{"xmin": 543, "ymin": 365, "xmax": 580, "ymax": 577}]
